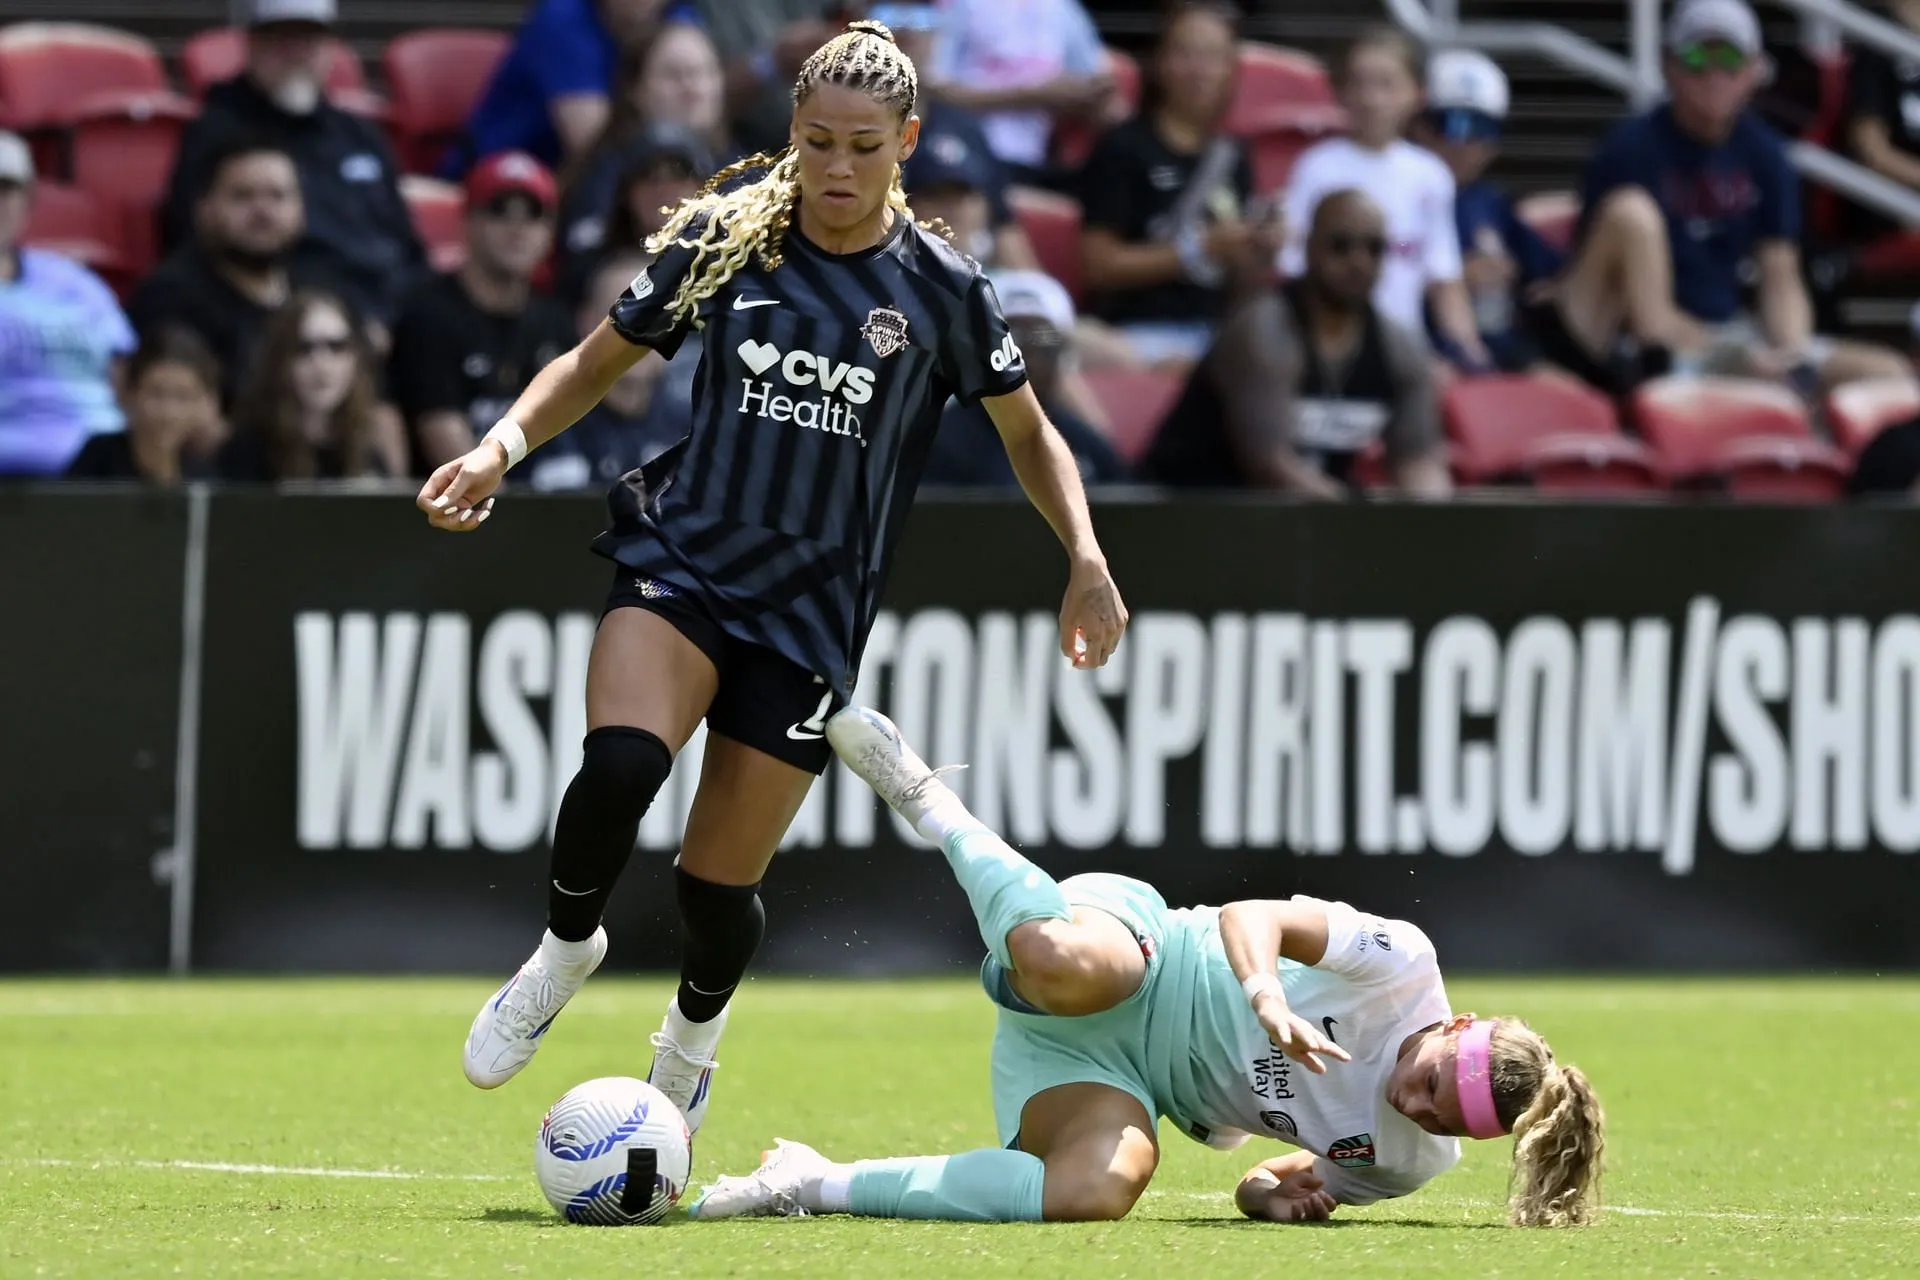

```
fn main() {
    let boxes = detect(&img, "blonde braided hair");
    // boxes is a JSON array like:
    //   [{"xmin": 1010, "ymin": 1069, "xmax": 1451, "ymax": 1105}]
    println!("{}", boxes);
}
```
[
  {"xmin": 644, "ymin": 19, "xmax": 939, "ymax": 330},
  {"xmin": 1481, "ymin": 1018, "xmax": 1607, "ymax": 1227}
]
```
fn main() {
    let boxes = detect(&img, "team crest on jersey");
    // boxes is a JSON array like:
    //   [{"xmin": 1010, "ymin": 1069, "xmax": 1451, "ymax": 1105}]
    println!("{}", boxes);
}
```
[
  {"xmin": 861, "ymin": 306, "xmax": 910, "ymax": 357},
  {"xmin": 1259, "ymin": 1110, "xmax": 1297, "ymax": 1138},
  {"xmin": 1328, "ymin": 1133, "xmax": 1376, "ymax": 1168}
]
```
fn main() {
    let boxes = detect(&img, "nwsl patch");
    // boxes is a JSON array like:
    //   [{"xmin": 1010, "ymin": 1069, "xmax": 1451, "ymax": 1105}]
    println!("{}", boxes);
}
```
[{"xmin": 1328, "ymin": 1133, "xmax": 1376, "ymax": 1167}]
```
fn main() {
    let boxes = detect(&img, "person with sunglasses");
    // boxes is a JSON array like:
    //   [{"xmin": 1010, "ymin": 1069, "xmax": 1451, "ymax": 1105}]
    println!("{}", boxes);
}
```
[
  {"xmin": 1410, "ymin": 51, "xmax": 1562, "ymax": 374},
  {"xmin": 388, "ymin": 153, "xmax": 578, "ymax": 474},
  {"xmin": 1531, "ymin": 0, "xmax": 1909, "ymax": 395},
  {"xmin": 1141, "ymin": 189, "xmax": 1449, "ymax": 498}
]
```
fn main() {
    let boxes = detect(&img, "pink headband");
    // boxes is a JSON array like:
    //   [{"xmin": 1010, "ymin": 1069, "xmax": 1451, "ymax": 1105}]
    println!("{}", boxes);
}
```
[{"xmin": 1455, "ymin": 1019, "xmax": 1507, "ymax": 1140}]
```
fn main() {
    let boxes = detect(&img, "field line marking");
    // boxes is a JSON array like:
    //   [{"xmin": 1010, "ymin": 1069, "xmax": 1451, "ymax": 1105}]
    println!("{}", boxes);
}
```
[{"xmin": 8, "ymin": 1158, "xmax": 514, "ymax": 1183}]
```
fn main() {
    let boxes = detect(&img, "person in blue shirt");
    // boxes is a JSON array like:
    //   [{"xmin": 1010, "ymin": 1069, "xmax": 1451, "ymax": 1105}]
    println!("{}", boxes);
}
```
[
  {"xmin": 1410, "ymin": 50, "xmax": 1562, "ymax": 373},
  {"xmin": 453, "ymin": 0, "xmax": 701, "ymax": 178},
  {"xmin": 1530, "ymin": 0, "xmax": 1906, "ymax": 394}
]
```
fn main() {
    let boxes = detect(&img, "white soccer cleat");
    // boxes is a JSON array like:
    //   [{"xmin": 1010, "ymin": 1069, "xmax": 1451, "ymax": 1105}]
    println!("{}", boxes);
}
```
[
  {"xmin": 825, "ymin": 706, "xmax": 968, "ymax": 836},
  {"xmin": 462, "ymin": 928, "xmax": 607, "ymax": 1089},
  {"xmin": 688, "ymin": 1139, "xmax": 832, "ymax": 1220},
  {"xmin": 647, "ymin": 1004, "xmax": 726, "ymax": 1138}
]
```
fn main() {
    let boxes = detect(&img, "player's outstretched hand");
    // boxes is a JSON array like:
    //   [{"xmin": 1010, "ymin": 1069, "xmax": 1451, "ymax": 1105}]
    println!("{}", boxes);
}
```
[
  {"xmin": 1252, "ymin": 993, "xmax": 1352, "ymax": 1075},
  {"xmin": 1239, "ymin": 1164, "xmax": 1339, "ymax": 1224},
  {"xmin": 1060, "ymin": 557, "xmax": 1128, "ymax": 669},
  {"xmin": 416, "ymin": 444, "xmax": 505, "ymax": 533}
]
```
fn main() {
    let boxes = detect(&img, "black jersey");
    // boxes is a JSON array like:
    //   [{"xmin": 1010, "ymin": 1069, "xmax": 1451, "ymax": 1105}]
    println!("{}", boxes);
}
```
[{"xmin": 596, "ymin": 214, "xmax": 1029, "ymax": 696}]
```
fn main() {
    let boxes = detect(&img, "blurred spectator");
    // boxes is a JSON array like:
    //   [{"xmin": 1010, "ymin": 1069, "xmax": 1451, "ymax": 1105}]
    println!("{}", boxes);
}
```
[
  {"xmin": 886, "ymin": 3, "xmax": 1039, "ymax": 269},
  {"xmin": 526, "ymin": 249, "xmax": 695, "ymax": 489},
  {"xmin": 1410, "ymin": 50, "xmax": 1562, "ymax": 372},
  {"xmin": 925, "ymin": 0, "xmax": 1122, "ymax": 184},
  {"xmin": 389, "ymin": 154, "xmax": 577, "ymax": 473},
  {"xmin": 923, "ymin": 270, "xmax": 1126, "ymax": 486},
  {"xmin": 0, "ymin": 133, "xmax": 138, "ymax": 478},
  {"xmin": 165, "ymin": 0, "xmax": 424, "ymax": 330},
  {"xmin": 1531, "ymin": 0, "xmax": 1907, "ymax": 393},
  {"xmin": 1079, "ymin": 1, "xmax": 1263, "ymax": 367},
  {"xmin": 563, "ymin": 121, "xmax": 713, "ymax": 274},
  {"xmin": 1282, "ymin": 26, "xmax": 1491, "ymax": 371},
  {"xmin": 1844, "ymin": 0, "xmax": 1920, "ymax": 241},
  {"xmin": 459, "ymin": 0, "xmax": 697, "ymax": 175},
  {"xmin": 218, "ymin": 292, "xmax": 400, "ymax": 480},
  {"xmin": 697, "ymin": 0, "xmax": 851, "ymax": 155},
  {"xmin": 131, "ymin": 139, "xmax": 324, "ymax": 407},
  {"xmin": 1142, "ymin": 190, "xmax": 1448, "ymax": 497},
  {"xmin": 66, "ymin": 330, "xmax": 222, "ymax": 484}
]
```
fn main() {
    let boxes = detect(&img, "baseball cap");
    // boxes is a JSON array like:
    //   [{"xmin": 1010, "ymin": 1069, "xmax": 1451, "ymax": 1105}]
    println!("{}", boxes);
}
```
[
  {"xmin": 249, "ymin": 0, "xmax": 337, "ymax": 26},
  {"xmin": 0, "ymin": 131, "xmax": 34, "ymax": 185},
  {"xmin": 993, "ymin": 270, "xmax": 1076, "ymax": 335},
  {"xmin": 1427, "ymin": 50, "xmax": 1509, "ymax": 120},
  {"xmin": 466, "ymin": 151, "xmax": 559, "ymax": 211},
  {"xmin": 1665, "ymin": 0, "xmax": 1762, "ymax": 55},
  {"xmin": 909, "ymin": 127, "xmax": 998, "ymax": 194}
]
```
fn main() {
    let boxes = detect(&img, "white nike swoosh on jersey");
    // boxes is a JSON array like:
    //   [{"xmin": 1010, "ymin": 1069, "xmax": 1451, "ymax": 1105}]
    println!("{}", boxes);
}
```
[
  {"xmin": 551, "ymin": 880, "xmax": 596, "ymax": 897},
  {"xmin": 733, "ymin": 297, "xmax": 780, "ymax": 310},
  {"xmin": 786, "ymin": 725, "xmax": 825, "ymax": 741}
]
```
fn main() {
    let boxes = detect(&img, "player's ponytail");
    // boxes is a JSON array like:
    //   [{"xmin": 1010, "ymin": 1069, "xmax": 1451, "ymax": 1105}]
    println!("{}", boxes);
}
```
[
  {"xmin": 644, "ymin": 19, "xmax": 930, "ymax": 328},
  {"xmin": 1487, "ymin": 1020, "xmax": 1606, "ymax": 1227}
]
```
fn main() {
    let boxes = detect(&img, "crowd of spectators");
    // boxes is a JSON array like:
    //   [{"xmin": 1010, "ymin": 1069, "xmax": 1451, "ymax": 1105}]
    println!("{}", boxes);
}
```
[{"xmin": 5, "ymin": 0, "xmax": 1920, "ymax": 498}]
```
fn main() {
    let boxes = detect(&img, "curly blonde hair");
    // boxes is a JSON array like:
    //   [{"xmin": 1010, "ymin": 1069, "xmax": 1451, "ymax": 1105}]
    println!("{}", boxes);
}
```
[
  {"xmin": 644, "ymin": 19, "xmax": 922, "ymax": 329},
  {"xmin": 1482, "ymin": 1018, "xmax": 1606, "ymax": 1227}
]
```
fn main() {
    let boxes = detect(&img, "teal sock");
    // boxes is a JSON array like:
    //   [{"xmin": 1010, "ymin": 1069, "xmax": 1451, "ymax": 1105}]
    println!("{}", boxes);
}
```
[
  {"xmin": 845, "ymin": 1149, "xmax": 1046, "ymax": 1222},
  {"xmin": 940, "ymin": 826, "xmax": 1071, "ymax": 969}
]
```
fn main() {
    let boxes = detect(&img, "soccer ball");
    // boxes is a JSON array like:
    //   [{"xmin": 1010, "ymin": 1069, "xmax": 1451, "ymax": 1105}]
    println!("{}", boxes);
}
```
[{"xmin": 534, "ymin": 1077, "xmax": 692, "ymax": 1225}]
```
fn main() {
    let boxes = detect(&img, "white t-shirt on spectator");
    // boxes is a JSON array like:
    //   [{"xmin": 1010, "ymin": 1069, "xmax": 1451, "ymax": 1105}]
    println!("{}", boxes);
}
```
[
  {"xmin": 1280, "ymin": 138, "xmax": 1463, "ymax": 331},
  {"xmin": 931, "ymin": 0, "xmax": 1106, "ymax": 168}
]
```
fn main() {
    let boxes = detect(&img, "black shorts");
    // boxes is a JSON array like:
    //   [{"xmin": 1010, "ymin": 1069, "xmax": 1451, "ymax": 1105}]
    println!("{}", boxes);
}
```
[
  {"xmin": 1527, "ymin": 299, "xmax": 1670, "ymax": 393},
  {"xmin": 602, "ymin": 568, "xmax": 841, "ymax": 775}
]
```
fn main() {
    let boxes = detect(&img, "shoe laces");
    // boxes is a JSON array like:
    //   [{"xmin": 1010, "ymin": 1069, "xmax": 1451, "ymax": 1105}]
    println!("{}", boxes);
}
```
[
  {"xmin": 898, "ymin": 762, "xmax": 968, "ymax": 810},
  {"xmin": 492, "ymin": 965, "xmax": 558, "ymax": 1039},
  {"xmin": 649, "ymin": 1031, "xmax": 719, "ymax": 1084}
]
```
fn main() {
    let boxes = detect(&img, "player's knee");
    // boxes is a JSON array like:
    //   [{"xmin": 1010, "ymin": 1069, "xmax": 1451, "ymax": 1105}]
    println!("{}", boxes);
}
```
[
  {"xmin": 1590, "ymin": 186, "xmax": 1664, "ymax": 241},
  {"xmin": 575, "ymin": 726, "xmax": 674, "ymax": 812},
  {"xmin": 1042, "ymin": 1171, "xmax": 1146, "ymax": 1222}
]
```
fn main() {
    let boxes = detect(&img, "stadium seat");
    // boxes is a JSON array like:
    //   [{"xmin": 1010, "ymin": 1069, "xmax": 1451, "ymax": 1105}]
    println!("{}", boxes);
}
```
[
  {"xmin": 20, "ymin": 178, "xmax": 134, "ymax": 291},
  {"xmin": 1855, "ymin": 230, "xmax": 1920, "ymax": 275},
  {"xmin": 1007, "ymin": 185, "xmax": 1082, "ymax": 302},
  {"xmin": 1825, "ymin": 377, "xmax": 1920, "ymax": 454},
  {"xmin": 1516, "ymin": 190, "xmax": 1580, "ymax": 254},
  {"xmin": 1225, "ymin": 43, "xmax": 1336, "ymax": 136},
  {"xmin": 179, "ymin": 27, "xmax": 369, "ymax": 98},
  {"xmin": 402, "ymin": 175, "xmax": 466, "ymax": 272},
  {"xmin": 69, "ymin": 109, "xmax": 189, "ymax": 276},
  {"xmin": 1245, "ymin": 115, "xmax": 1343, "ymax": 196},
  {"xmin": 384, "ymin": 29, "xmax": 511, "ymax": 174},
  {"xmin": 1443, "ymin": 374, "xmax": 1664, "ymax": 492},
  {"xmin": 1083, "ymin": 366, "xmax": 1185, "ymax": 464},
  {"xmin": 0, "ymin": 24, "xmax": 184, "ymax": 132},
  {"xmin": 1632, "ymin": 376, "xmax": 1849, "ymax": 499},
  {"xmin": 1051, "ymin": 46, "xmax": 1140, "ymax": 171}
]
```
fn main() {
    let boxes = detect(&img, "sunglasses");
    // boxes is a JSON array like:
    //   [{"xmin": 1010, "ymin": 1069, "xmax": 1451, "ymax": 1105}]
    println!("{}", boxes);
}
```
[
  {"xmin": 1675, "ymin": 42, "xmax": 1749, "ymax": 73},
  {"xmin": 479, "ymin": 194, "xmax": 549, "ymax": 220},
  {"xmin": 1423, "ymin": 107, "xmax": 1501, "ymax": 144},
  {"xmin": 1326, "ymin": 234, "xmax": 1387, "ymax": 259},
  {"xmin": 297, "ymin": 335, "xmax": 353, "ymax": 357}
]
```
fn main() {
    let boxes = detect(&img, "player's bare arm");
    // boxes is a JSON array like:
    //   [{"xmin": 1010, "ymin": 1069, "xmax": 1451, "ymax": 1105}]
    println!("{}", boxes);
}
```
[
  {"xmin": 1218, "ymin": 898, "xmax": 1349, "ymax": 1073},
  {"xmin": 1235, "ymin": 1150, "xmax": 1339, "ymax": 1223}
]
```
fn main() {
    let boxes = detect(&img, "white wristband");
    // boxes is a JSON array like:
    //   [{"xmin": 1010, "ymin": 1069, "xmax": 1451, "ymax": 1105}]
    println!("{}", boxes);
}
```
[
  {"xmin": 483, "ymin": 418, "xmax": 529, "ymax": 470},
  {"xmin": 1241, "ymin": 972, "xmax": 1284, "ymax": 1004}
]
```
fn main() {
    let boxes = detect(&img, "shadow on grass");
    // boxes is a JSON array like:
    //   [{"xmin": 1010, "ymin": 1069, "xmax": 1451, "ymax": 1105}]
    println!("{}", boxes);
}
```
[
  {"xmin": 473, "ymin": 1206, "xmax": 695, "ymax": 1230},
  {"xmin": 1177, "ymin": 1217, "xmax": 1505, "ymax": 1231}
]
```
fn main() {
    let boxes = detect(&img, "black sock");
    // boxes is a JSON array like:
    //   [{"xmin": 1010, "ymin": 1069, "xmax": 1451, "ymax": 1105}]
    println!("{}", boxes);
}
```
[
  {"xmin": 674, "ymin": 866, "xmax": 765, "ymax": 1023},
  {"xmin": 546, "ymin": 726, "xmax": 675, "ymax": 942}
]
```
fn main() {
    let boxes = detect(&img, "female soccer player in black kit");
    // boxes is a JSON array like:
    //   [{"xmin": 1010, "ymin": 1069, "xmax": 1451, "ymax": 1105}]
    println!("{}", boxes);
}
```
[{"xmin": 415, "ymin": 21, "xmax": 1128, "ymax": 1136}]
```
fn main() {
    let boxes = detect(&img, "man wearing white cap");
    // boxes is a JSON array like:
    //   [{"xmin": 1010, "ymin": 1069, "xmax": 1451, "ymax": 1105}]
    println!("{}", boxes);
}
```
[
  {"xmin": 1531, "ymin": 0, "xmax": 1907, "ymax": 393},
  {"xmin": 924, "ymin": 270, "xmax": 1126, "ymax": 487},
  {"xmin": 1411, "ymin": 50, "xmax": 1562, "ymax": 372}
]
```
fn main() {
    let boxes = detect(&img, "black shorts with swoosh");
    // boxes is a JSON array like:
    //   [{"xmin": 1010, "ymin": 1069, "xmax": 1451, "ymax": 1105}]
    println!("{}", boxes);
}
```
[{"xmin": 602, "ymin": 564, "xmax": 841, "ymax": 775}]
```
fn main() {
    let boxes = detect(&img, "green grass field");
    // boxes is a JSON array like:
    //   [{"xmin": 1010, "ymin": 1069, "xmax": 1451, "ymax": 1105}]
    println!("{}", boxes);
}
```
[{"xmin": 2, "ymin": 976, "xmax": 1916, "ymax": 1278}]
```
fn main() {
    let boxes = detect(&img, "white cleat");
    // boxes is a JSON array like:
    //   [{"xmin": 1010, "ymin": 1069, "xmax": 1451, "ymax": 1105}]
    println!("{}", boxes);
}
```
[
  {"xmin": 647, "ymin": 1004, "xmax": 726, "ymax": 1138},
  {"xmin": 462, "ymin": 928, "xmax": 607, "ymax": 1089},
  {"xmin": 825, "ymin": 706, "xmax": 966, "ymax": 835},
  {"xmin": 688, "ymin": 1139, "xmax": 832, "ymax": 1220}
]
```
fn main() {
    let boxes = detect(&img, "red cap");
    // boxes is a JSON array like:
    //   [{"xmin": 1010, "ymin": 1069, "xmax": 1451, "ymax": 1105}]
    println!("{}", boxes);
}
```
[{"xmin": 465, "ymin": 151, "xmax": 557, "ymax": 211}]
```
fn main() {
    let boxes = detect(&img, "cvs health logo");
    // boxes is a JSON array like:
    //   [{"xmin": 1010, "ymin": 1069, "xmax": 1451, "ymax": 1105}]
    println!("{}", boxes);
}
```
[{"xmin": 736, "ymin": 339, "xmax": 873, "ymax": 446}]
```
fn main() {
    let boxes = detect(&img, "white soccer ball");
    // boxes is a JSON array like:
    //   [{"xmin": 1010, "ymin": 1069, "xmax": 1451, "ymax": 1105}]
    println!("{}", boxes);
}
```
[{"xmin": 534, "ymin": 1077, "xmax": 692, "ymax": 1225}]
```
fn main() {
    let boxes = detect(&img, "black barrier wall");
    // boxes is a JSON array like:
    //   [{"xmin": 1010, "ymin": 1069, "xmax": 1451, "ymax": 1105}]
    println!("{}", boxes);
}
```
[{"xmin": 7, "ymin": 489, "xmax": 1920, "ymax": 972}]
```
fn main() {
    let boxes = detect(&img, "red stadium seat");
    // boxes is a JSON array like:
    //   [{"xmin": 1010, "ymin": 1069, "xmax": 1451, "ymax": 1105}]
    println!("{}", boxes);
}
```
[
  {"xmin": 1051, "ymin": 46, "xmax": 1140, "ymax": 172},
  {"xmin": 1007, "ymin": 185, "xmax": 1081, "ymax": 302},
  {"xmin": 70, "ymin": 109, "xmax": 190, "ymax": 276},
  {"xmin": 20, "ymin": 178, "xmax": 134, "ymax": 290},
  {"xmin": 384, "ymin": 29, "xmax": 511, "ymax": 174},
  {"xmin": 1856, "ymin": 231, "xmax": 1920, "ymax": 275},
  {"xmin": 1443, "ymin": 374, "xmax": 1664, "ymax": 492},
  {"xmin": 179, "ymin": 27, "xmax": 368, "ymax": 98},
  {"xmin": 402, "ymin": 175, "xmax": 467, "ymax": 272},
  {"xmin": 1083, "ymin": 366, "xmax": 1185, "ymax": 464},
  {"xmin": 1632, "ymin": 376, "xmax": 1848, "ymax": 499},
  {"xmin": 0, "ymin": 24, "xmax": 182, "ymax": 132},
  {"xmin": 1245, "ymin": 112, "xmax": 1344, "ymax": 196},
  {"xmin": 1516, "ymin": 190, "xmax": 1580, "ymax": 254},
  {"xmin": 1825, "ymin": 377, "xmax": 1920, "ymax": 453},
  {"xmin": 1225, "ymin": 43, "xmax": 1336, "ymax": 136}
]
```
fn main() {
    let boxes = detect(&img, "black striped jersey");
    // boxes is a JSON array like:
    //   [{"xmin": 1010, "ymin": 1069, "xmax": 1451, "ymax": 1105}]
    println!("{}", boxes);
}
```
[{"xmin": 593, "ymin": 214, "xmax": 1028, "ymax": 696}]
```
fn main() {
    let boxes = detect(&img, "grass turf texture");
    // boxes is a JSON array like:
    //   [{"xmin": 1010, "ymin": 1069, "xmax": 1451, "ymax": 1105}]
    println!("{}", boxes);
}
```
[{"xmin": 1, "ymin": 977, "xmax": 1915, "ymax": 1278}]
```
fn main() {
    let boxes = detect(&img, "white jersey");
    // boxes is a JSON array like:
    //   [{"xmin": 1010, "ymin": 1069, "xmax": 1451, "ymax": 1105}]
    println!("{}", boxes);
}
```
[
  {"xmin": 1278, "ymin": 138, "xmax": 1462, "ymax": 334},
  {"xmin": 1175, "ymin": 897, "xmax": 1461, "ymax": 1205}
]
